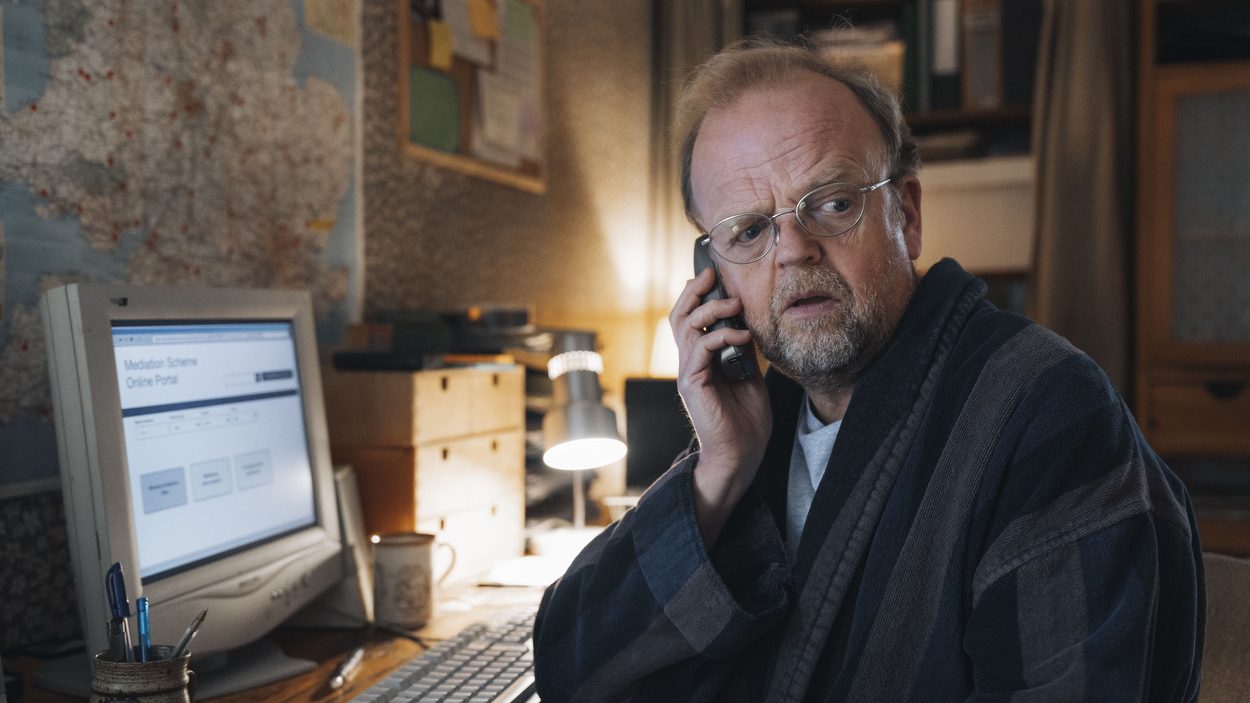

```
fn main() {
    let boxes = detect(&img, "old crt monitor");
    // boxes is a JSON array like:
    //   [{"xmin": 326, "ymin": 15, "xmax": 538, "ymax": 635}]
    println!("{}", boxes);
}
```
[{"xmin": 40, "ymin": 283, "xmax": 343, "ymax": 695}]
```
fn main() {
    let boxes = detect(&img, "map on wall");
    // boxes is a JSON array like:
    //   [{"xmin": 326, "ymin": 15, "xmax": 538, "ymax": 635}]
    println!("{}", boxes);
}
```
[{"xmin": 0, "ymin": 0, "xmax": 361, "ymax": 492}]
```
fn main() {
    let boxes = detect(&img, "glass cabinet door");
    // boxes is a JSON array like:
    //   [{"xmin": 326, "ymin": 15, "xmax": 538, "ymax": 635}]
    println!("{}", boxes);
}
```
[{"xmin": 1171, "ymin": 86, "xmax": 1250, "ymax": 345}]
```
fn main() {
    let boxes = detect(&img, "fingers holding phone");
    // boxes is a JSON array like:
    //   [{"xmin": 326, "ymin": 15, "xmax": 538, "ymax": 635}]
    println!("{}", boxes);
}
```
[
  {"xmin": 692, "ymin": 236, "xmax": 757, "ymax": 382},
  {"xmin": 668, "ymin": 239, "xmax": 772, "ymax": 545}
]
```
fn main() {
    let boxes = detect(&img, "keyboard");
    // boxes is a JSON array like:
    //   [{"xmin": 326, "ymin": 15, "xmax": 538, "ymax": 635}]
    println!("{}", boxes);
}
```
[{"xmin": 351, "ymin": 612, "xmax": 537, "ymax": 703}]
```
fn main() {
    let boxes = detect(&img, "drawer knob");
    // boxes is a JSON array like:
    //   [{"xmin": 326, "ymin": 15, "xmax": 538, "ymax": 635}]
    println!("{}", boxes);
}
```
[{"xmin": 1205, "ymin": 381, "xmax": 1245, "ymax": 400}]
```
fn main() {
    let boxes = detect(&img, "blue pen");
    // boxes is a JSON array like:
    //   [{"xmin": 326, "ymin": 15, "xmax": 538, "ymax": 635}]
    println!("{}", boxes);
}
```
[
  {"xmin": 136, "ymin": 596, "xmax": 152, "ymax": 662},
  {"xmin": 105, "ymin": 562, "xmax": 134, "ymax": 662}
]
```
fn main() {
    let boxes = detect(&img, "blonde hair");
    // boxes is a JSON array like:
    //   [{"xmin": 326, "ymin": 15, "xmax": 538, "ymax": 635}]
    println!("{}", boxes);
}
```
[{"xmin": 676, "ymin": 37, "xmax": 919, "ymax": 225}]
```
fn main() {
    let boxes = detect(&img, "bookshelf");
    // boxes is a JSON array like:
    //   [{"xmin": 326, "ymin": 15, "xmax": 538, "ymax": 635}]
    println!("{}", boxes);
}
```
[
  {"xmin": 741, "ymin": 0, "xmax": 1037, "ymax": 289},
  {"xmin": 743, "ymin": 0, "xmax": 1039, "ymax": 162}
]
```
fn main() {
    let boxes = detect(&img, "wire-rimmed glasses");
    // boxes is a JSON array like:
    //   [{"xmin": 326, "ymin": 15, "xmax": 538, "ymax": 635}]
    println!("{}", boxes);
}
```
[{"xmin": 703, "ymin": 177, "xmax": 894, "ymax": 265}]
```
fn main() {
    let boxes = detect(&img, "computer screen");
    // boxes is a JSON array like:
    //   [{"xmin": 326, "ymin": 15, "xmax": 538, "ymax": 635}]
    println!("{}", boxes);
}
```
[
  {"xmin": 112, "ymin": 321, "xmax": 317, "ymax": 580},
  {"xmin": 40, "ymin": 284, "xmax": 343, "ymax": 696}
]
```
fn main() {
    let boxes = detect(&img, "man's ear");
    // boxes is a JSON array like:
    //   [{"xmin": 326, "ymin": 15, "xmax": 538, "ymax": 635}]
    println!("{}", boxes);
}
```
[{"xmin": 898, "ymin": 174, "xmax": 922, "ymax": 261}]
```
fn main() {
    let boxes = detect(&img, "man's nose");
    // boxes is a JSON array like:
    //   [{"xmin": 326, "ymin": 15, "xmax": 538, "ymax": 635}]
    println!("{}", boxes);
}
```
[{"xmin": 772, "ymin": 214, "xmax": 821, "ymax": 267}]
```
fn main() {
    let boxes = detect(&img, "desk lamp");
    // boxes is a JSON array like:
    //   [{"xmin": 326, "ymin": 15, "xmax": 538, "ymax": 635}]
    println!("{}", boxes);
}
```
[{"xmin": 542, "ymin": 330, "xmax": 626, "ymax": 529}]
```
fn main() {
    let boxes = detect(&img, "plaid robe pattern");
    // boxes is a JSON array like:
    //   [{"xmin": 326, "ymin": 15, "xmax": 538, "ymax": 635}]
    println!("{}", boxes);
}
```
[{"xmin": 533, "ymin": 259, "xmax": 1204, "ymax": 702}]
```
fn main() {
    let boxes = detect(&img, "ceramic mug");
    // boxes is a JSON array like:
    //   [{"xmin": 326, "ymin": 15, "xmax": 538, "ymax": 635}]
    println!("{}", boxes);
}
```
[{"xmin": 372, "ymin": 532, "xmax": 456, "ymax": 629}]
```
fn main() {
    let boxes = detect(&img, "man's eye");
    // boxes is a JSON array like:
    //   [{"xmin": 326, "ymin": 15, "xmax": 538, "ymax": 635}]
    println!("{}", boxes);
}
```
[
  {"xmin": 817, "ymin": 197, "xmax": 853, "ymax": 214},
  {"xmin": 733, "ymin": 221, "xmax": 766, "ymax": 242}
]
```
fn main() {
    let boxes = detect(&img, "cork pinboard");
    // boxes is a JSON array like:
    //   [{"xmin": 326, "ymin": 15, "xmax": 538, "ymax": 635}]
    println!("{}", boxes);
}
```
[{"xmin": 396, "ymin": 0, "xmax": 545, "ymax": 193}]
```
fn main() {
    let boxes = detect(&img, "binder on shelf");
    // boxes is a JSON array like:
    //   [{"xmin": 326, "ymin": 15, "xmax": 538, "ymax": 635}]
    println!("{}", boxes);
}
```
[
  {"xmin": 962, "ymin": 0, "xmax": 1003, "ymax": 110},
  {"xmin": 902, "ymin": 2, "xmax": 922, "ymax": 110},
  {"xmin": 931, "ymin": 0, "xmax": 962, "ymax": 110},
  {"xmin": 1001, "ymin": 0, "xmax": 1042, "ymax": 108},
  {"xmin": 917, "ymin": 0, "xmax": 932, "ymax": 111}
]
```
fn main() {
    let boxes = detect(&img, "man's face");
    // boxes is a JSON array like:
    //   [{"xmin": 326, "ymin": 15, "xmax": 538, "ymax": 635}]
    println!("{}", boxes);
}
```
[{"xmin": 689, "ymin": 70, "xmax": 922, "ymax": 392}]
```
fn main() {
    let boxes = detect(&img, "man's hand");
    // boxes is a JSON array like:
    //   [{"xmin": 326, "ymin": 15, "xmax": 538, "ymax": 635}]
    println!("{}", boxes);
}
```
[{"xmin": 670, "ymin": 267, "xmax": 773, "ymax": 548}]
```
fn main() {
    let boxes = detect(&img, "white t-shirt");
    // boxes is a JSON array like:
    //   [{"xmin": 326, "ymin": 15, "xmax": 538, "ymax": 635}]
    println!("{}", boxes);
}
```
[{"xmin": 785, "ymin": 395, "xmax": 842, "ymax": 562}]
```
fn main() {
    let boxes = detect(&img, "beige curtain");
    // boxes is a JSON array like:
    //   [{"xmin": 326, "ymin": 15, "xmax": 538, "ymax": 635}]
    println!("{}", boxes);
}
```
[
  {"xmin": 1029, "ymin": 0, "xmax": 1135, "ymax": 392},
  {"xmin": 648, "ymin": 0, "xmax": 742, "ymax": 320}
]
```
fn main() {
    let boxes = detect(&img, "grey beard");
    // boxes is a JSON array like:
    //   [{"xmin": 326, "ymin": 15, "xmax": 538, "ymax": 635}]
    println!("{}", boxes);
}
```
[{"xmin": 750, "ymin": 267, "xmax": 889, "ymax": 393}]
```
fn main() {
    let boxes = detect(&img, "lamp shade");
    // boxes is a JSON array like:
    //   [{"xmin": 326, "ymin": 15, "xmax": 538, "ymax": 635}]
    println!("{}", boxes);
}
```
[
  {"xmin": 542, "ymin": 401, "xmax": 627, "ymax": 470},
  {"xmin": 541, "ymin": 333, "xmax": 626, "ymax": 471}
]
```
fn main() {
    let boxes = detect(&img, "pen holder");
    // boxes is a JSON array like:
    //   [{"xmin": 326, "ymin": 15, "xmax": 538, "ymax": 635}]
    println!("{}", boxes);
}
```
[{"xmin": 90, "ymin": 645, "xmax": 195, "ymax": 703}]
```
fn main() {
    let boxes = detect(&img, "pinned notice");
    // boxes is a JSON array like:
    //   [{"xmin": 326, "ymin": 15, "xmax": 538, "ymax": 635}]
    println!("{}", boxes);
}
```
[
  {"xmin": 443, "ymin": 0, "xmax": 491, "ymax": 65},
  {"xmin": 409, "ymin": 67, "xmax": 460, "ymax": 153},
  {"xmin": 469, "ymin": 0, "xmax": 500, "ymax": 40},
  {"xmin": 428, "ymin": 19, "xmax": 454, "ymax": 71}
]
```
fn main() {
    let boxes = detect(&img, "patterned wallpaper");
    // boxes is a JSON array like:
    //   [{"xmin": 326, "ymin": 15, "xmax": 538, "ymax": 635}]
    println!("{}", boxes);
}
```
[{"xmin": 0, "ymin": 491, "xmax": 79, "ymax": 650}]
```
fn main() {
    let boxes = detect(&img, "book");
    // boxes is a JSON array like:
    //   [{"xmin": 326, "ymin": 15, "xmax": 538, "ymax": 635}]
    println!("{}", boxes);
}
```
[
  {"xmin": 931, "ymin": 0, "xmax": 962, "ymax": 110},
  {"xmin": 962, "ymin": 0, "xmax": 1003, "ymax": 110},
  {"xmin": 1001, "ymin": 0, "xmax": 1042, "ymax": 107}
]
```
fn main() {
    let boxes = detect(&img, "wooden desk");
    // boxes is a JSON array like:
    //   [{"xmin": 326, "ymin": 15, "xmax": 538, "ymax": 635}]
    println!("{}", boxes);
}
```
[{"xmin": 16, "ymin": 584, "xmax": 545, "ymax": 702}]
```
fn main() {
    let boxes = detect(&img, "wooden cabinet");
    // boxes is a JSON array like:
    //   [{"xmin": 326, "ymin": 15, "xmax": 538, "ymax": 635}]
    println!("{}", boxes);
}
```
[
  {"xmin": 322, "ymin": 366, "xmax": 526, "ymax": 584},
  {"xmin": 1135, "ymin": 1, "xmax": 1250, "ymax": 458}
]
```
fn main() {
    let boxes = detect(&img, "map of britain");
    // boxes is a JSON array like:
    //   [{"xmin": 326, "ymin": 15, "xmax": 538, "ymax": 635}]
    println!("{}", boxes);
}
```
[{"xmin": 0, "ymin": 0, "xmax": 360, "ymax": 489}]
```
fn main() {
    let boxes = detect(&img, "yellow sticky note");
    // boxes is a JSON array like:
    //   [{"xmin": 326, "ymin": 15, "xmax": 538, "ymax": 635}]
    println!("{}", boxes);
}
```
[
  {"xmin": 428, "ymin": 19, "xmax": 453, "ymax": 70},
  {"xmin": 468, "ymin": 0, "xmax": 499, "ymax": 40}
]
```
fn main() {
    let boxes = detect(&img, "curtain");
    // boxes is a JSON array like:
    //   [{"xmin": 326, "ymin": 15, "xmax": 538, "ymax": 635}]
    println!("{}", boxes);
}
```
[
  {"xmin": 648, "ymin": 0, "xmax": 742, "ymax": 323},
  {"xmin": 1029, "ymin": 0, "xmax": 1135, "ymax": 392}
]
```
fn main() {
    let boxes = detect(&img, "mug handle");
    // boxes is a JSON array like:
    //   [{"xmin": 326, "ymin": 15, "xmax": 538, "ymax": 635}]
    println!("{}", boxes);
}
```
[{"xmin": 436, "ymin": 542, "xmax": 457, "ymax": 585}]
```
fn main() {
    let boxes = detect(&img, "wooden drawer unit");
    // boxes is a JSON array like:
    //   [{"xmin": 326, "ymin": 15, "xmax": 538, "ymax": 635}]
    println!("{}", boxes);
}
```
[
  {"xmin": 1143, "ymin": 376, "xmax": 1250, "ymax": 456},
  {"xmin": 322, "ymin": 366, "xmax": 526, "ymax": 584},
  {"xmin": 323, "ymin": 366, "xmax": 524, "ymax": 445}
]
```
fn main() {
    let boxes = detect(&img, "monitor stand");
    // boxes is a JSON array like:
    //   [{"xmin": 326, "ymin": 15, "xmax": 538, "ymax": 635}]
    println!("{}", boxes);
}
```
[{"xmin": 32, "ymin": 637, "xmax": 316, "ymax": 699}]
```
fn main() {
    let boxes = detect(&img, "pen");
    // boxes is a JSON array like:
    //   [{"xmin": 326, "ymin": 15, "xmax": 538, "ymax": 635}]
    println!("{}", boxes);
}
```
[
  {"xmin": 105, "ymin": 562, "xmax": 134, "ymax": 662},
  {"xmin": 328, "ymin": 646, "xmax": 365, "ymax": 691},
  {"xmin": 170, "ymin": 609, "xmax": 207, "ymax": 659},
  {"xmin": 136, "ymin": 596, "xmax": 152, "ymax": 662}
]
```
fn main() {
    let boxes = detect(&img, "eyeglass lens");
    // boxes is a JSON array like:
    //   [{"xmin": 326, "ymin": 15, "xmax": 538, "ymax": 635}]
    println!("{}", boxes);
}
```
[{"xmin": 707, "ymin": 182, "xmax": 867, "ymax": 264}]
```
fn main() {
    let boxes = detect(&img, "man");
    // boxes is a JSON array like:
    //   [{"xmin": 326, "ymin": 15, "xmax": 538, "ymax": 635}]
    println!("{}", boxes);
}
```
[{"xmin": 533, "ymin": 39, "xmax": 1204, "ymax": 702}]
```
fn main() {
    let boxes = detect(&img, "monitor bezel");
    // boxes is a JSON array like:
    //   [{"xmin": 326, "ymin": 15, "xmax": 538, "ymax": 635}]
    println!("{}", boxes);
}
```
[{"xmin": 42, "ymin": 283, "xmax": 342, "ymax": 661}]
